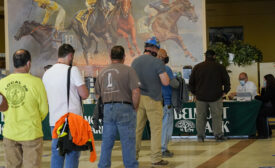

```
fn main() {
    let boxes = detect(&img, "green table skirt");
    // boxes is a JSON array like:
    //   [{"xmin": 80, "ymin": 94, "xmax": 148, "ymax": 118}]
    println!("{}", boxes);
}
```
[{"xmin": 0, "ymin": 100, "xmax": 262, "ymax": 140}]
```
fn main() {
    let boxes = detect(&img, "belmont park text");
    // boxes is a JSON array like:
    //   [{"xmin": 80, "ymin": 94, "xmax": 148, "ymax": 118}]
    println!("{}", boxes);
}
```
[{"xmin": 174, "ymin": 106, "xmax": 230, "ymax": 133}]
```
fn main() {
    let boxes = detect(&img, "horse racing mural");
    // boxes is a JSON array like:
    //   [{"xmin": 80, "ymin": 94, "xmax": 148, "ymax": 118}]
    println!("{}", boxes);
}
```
[{"xmin": 6, "ymin": 0, "xmax": 205, "ymax": 77}]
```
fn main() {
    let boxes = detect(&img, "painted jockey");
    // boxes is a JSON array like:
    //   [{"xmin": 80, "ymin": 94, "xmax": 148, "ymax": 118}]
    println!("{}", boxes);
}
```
[
  {"xmin": 103, "ymin": 0, "xmax": 117, "ymax": 19},
  {"xmin": 86, "ymin": 0, "xmax": 97, "ymax": 12},
  {"xmin": 34, "ymin": 0, "xmax": 66, "ymax": 32},
  {"xmin": 144, "ymin": 0, "xmax": 170, "ymax": 26}
]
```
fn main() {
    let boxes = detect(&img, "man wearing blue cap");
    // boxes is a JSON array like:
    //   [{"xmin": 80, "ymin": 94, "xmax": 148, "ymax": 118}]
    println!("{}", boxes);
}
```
[{"xmin": 132, "ymin": 37, "xmax": 170, "ymax": 166}]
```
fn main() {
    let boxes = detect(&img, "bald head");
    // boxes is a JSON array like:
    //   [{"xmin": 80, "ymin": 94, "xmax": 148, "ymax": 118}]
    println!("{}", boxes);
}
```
[
  {"xmin": 239, "ymin": 72, "xmax": 248, "ymax": 82},
  {"xmin": 13, "ymin": 49, "xmax": 31, "ymax": 68}
]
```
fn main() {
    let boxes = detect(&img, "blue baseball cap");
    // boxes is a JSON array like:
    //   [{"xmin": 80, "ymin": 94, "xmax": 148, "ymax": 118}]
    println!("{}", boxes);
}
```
[{"xmin": 145, "ymin": 36, "xmax": 160, "ymax": 49}]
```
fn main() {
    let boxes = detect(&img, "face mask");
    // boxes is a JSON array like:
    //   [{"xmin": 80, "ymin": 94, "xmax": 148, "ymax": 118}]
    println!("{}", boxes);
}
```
[
  {"xmin": 163, "ymin": 57, "xmax": 169, "ymax": 64},
  {"xmin": 263, "ymin": 80, "xmax": 267, "ymax": 87},
  {"xmin": 144, "ymin": 49, "xmax": 158, "ymax": 57},
  {"xmin": 239, "ymin": 80, "xmax": 245, "ymax": 86}
]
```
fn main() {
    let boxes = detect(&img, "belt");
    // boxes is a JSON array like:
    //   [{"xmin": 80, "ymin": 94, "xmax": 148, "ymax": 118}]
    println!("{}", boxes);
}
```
[
  {"xmin": 104, "ymin": 101, "xmax": 132, "ymax": 105},
  {"xmin": 164, "ymin": 105, "xmax": 172, "ymax": 109}
]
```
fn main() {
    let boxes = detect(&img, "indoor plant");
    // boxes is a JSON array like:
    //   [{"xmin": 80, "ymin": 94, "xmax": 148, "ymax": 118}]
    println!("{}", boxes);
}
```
[{"xmin": 209, "ymin": 40, "xmax": 263, "ymax": 67}]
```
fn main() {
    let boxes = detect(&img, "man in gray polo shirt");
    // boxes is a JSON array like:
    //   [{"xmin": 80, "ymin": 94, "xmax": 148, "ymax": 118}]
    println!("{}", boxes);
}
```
[
  {"xmin": 95, "ymin": 46, "xmax": 140, "ymax": 168},
  {"xmin": 132, "ymin": 36, "xmax": 170, "ymax": 166}
]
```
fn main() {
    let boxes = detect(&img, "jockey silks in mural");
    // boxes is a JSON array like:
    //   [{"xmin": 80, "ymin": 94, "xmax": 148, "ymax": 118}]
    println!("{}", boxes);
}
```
[{"xmin": 6, "ymin": 0, "xmax": 205, "ymax": 77}]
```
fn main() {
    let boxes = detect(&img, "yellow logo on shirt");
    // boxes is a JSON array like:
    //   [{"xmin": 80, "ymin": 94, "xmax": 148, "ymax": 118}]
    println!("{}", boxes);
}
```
[{"xmin": 5, "ymin": 81, "xmax": 28, "ymax": 108}]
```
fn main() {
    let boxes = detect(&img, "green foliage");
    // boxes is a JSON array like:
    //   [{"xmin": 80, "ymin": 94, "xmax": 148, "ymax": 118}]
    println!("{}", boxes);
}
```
[
  {"xmin": 230, "ymin": 40, "xmax": 263, "ymax": 66},
  {"xmin": 208, "ymin": 42, "xmax": 230, "ymax": 67},
  {"xmin": 209, "ymin": 40, "xmax": 263, "ymax": 67}
]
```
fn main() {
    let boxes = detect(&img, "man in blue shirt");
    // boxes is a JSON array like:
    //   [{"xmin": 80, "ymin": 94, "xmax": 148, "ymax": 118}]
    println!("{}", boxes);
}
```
[{"xmin": 157, "ymin": 48, "xmax": 174, "ymax": 157}]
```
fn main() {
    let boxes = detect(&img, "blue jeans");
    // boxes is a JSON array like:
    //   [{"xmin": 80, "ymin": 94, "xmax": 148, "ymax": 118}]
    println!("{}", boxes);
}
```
[
  {"xmin": 50, "ymin": 126, "xmax": 80, "ymax": 168},
  {"xmin": 98, "ymin": 103, "xmax": 138, "ymax": 168},
  {"xmin": 161, "ymin": 105, "xmax": 174, "ymax": 152}
]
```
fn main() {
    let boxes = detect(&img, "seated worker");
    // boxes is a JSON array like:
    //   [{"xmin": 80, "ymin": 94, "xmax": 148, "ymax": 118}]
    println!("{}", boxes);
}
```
[
  {"xmin": 229, "ymin": 72, "xmax": 257, "ymax": 99},
  {"xmin": 255, "ymin": 74, "xmax": 275, "ymax": 139}
]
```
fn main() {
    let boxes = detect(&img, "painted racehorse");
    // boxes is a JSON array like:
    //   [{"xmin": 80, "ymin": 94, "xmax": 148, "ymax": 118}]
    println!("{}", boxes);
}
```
[
  {"xmin": 140, "ymin": 0, "xmax": 198, "ymax": 61},
  {"xmin": 14, "ymin": 21, "xmax": 58, "ymax": 55},
  {"xmin": 70, "ymin": 0, "xmax": 117, "ymax": 64},
  {"xmin": 111, "ymin": 0, "xmax": 140, "ymax": 56},
  {"xmin": 152, "ymin": 0, "xmax": 198, "ymax": 61}
]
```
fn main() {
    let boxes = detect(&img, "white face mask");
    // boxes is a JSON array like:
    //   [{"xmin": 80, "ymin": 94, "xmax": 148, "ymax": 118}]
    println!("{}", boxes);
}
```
[
  {"xmin": 263, "ymin": 80, "xmax": 267, "ymax": 87},
  {"xmin": 239, "ymin": 80, "xmax": 245, "ymax": 86}
]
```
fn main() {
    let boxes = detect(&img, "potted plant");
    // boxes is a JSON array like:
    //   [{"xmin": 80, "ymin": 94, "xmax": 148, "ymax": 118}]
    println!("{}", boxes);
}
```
[
  {"xmin": 208, "ymin": 40, "xmax": 263, "ymax": 67},
  {"xmin": 230, "ymin": 40, "xmax": 263, "ymax": 66},
  {"xmin": 208, "ymin": 42, "xmax": 230, "ymax": 67}
]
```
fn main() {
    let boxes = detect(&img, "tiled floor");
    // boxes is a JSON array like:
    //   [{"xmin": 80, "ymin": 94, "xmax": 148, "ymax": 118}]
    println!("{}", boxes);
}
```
[{"xmin": 1, "ymin": 135, "xmax": 275, "ymax": 168}]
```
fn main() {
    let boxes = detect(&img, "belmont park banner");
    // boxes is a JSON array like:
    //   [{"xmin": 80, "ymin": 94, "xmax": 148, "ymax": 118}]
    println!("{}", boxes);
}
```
[{"xmin": 5, "ymin": 0, "xmax": 206, "ymax": 77}]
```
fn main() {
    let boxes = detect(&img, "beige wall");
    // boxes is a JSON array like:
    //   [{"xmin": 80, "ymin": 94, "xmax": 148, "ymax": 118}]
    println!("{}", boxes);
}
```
[{"xmin": 206, "ymin": 0, "xmax": 275, "ymax": 62}]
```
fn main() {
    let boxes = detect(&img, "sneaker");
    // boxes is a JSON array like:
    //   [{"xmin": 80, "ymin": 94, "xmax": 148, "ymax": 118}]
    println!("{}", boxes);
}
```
[
  {"xmin": 256, "ymin": 135, "xmax": 268, "ymax": 139},
  {"xmin": 197, "ymin": 136, "xmax": 204, "ymax": 142},
  {"xmin": 152, "ymin": 160, "xmax": 169, "ymax": 166},
  {"xmin": 162, "ymin": 150, "xmax": 174, "ymax": 158},
  {"xmin": 248, "ymin": 134, "xmax": 257, "ymax": 139},
  {"xmin": 215, "ymin": 135, "xmax": 227, "ymax": 142}
]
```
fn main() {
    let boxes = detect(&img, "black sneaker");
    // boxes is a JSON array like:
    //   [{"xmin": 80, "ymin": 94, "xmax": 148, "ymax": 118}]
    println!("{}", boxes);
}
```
[
  {"xmin": 215, "ymin": 135, "xmax": 227, "ymax": 142},
  {"xmin": 197, "ymin": 136, "xmax": 204, "ymax": 142},
  {"xmin": 152, "ymin": 160, "xmax": 169, "ymax": 166},
  {"xmin": 248, "ymin": 134, "xmax": 257, "ymax": 139},
  {"xmin": 256, "ymin": 135, "xmax": 268, "ymax": 139},
  {"xmin": 162, "ymin": 150, "xmax": 174, "ymax": 158}
]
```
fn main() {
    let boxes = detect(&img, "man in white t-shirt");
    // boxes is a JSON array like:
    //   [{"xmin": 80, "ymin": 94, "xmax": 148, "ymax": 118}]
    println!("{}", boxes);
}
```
[
  {"xmin": 229, "ymin": 72, "xmax": 257, "ymax": 99},
  {"xmin": 42, "ymin": 44, "xmax": 89, "ymax": 168}
]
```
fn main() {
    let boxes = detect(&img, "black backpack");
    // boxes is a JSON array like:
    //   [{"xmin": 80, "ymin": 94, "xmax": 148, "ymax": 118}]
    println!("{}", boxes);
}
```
[
  {"xmin": 171, "ymin": 77, "xmax": 189, "ymax": 113},
  {"xmin": 92, "ymin": 97, "xmax": 104, "ymax": 130}
]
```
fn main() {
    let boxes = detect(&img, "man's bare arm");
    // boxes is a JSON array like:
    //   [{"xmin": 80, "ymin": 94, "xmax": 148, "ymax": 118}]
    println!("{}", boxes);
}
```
[
  {"xmin": 159, "ymin": 72, "xmax": 170, "ymax": 86},
  {"xmin": 77, "ymin": 84, "xmax": 89, "ymax": 100}
]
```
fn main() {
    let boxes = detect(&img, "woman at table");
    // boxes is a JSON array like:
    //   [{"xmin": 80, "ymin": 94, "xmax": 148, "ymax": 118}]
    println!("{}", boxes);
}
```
[{"xmin": 255, "ymin": 74, "xmax": 275, "ymax": 139}]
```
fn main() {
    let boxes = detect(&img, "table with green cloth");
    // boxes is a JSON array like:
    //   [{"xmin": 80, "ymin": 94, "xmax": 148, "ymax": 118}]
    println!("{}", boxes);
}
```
[
  {"xmin": 173, "ymin": 100, "xmax": 262, "ymax": 136},
  {"xmin": 0, "ymin": 100, "xmax": 262, "ymax": 140}
]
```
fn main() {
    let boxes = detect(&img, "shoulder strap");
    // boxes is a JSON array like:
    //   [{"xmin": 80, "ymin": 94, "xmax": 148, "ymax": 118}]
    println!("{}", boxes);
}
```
[
  {"xmin": 67, "ymin": 66, "xmax": 72, "ymax": 109},
  {"xmin": 67, "ymin": 66, "xmax": 84, "ymax": 114}
]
